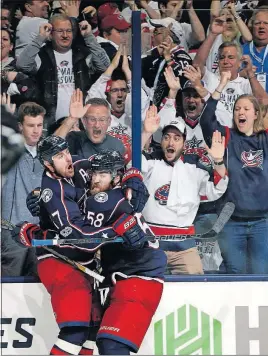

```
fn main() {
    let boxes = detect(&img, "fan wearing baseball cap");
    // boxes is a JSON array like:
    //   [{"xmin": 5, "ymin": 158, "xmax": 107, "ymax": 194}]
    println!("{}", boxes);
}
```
[
  {"xmin": 101, "ymin": 14, "xmax": 131, "ymax": 42},
  {"xmin": 140, "ymin": 105, "xmax": 228, "ymax": 275},
  {"xmin": 101, "ymin": 14, "xmax": 131, "ymax": 32},
  {"xmin": 181, "ymin": 77, "xmax": 208, "ymax": 124},
  {"xmin": 161, "ymin": 120, "xmax": 186, "ymax": 163},
  {"xmin": 154, "ymin": 66, "xmax": 225, "ymax": 272},
  {"xmin": 97, "ymin": 3, "xmax": 120, "ymax": 22},
  {"xmin": 156, "ymin": 65, "xmax": 210, "ymax": 143},
  {"xmin": 97, "ymin": 13, "xmax": 131, "ymax": 60}
]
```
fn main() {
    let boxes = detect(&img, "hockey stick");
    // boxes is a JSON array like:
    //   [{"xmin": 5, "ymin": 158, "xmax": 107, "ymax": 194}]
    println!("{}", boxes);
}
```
[
  {"xmin": 158, "ymin": 201, "xmax": 235, "ymax": 242},
  {"xmin": 1, "ymin": 218, "xmax": 104, "ymax": 283},
  {"xmin": 32, "ymin": 235, "xmax": 126, "ymax": 246},
  {"xmin": 31, "ymin": 202, "xmax": 235, "ymax": 246},
  {"xmin": 41, "ymin": 246, "xmax": 105, "ymax": 283}
]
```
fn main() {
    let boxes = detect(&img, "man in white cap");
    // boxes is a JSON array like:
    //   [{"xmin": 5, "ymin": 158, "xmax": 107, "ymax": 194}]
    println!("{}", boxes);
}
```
[
  {"xmin": 155, "ymin": 67, "xmax": 224, "ymax": 271},
  {"xmin": 140, "ymin": 106, "xmax": 229, "ymax": 274}
]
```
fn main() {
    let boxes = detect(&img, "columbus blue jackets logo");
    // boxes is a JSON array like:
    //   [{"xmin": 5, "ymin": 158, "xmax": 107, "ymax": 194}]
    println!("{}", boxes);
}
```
[
  {"xmin": 184, "ymin": 136, "xmax": 213, "ymax": 170},
  {"xmin": 154, "ymin": 184, "xmax": 170, "ymax": 205},
  {"xmin": 108, "ymin": 124, "xmax": 132, "ymax": 164},
  {"xmin": 184, "ymin": 146, "xmax": 212, "ymax": 169},
  {"xmin": 241, "ymin": 149, "xmax": 263, "ymax": 170},
  {"xmin": 41, "ymin": 188, "xmax": 53, "ymax": 203},
  {"xmin": 60, "ymin": 60, "xmax": 69, "ymax": 67},
  {"xmin": 94, "ymin": 192, "xmax": 108, "ymax": 203}
]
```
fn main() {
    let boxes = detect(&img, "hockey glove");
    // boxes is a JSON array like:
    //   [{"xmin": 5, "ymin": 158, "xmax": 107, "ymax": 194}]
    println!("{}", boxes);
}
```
[
  {"xmin": 122, "ymin": 168, "xmax": 150, "ymax": 213},
  {"xmin": 26, "ymin": 188, "xmax": 41, "ymax": 217},
  {"xmin": 113, "ymin": 213, "xmax": 147, "ymax": 250},
  {"xmin": 11, "ymin": 222, "xmax": 48, "ymax": 248}
]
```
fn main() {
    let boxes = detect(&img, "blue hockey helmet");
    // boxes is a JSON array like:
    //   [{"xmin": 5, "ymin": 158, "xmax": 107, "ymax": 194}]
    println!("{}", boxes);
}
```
[
  {"xmin": 90, "ymin": 150, "xmax": 125, "ymax": 178},
  {"xmin": 37, "ymin": 136, "xmax": 69, "ymax": 166}
]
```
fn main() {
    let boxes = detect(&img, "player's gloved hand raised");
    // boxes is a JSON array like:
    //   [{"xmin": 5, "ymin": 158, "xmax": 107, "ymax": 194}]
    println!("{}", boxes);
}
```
[
  {"xmin": 26, "ymin": 188, "xmax": 41, "ymax": 217},
  {"xmin": 122, "ymin": 168, "xmax": 149, "ymax": 213},
  {"xmin": 113, "ymin": 213, "xmax": 148, "ymax": 250},
  {"xmin": 11, "ymin": 221, "xmax": 48, "ymax": 248}
]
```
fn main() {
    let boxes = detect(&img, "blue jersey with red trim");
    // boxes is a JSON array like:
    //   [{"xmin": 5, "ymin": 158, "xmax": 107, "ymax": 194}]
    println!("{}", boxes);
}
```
[
  {"xmin": 72, "ymin": 155, "xmax": 92, "ymax": 189},
  {"xmin": 38, "ymin": 157, "xmax": 116, "ymax": 264},
  {"xmin": 85, "ymin": 188, "xmax": 167, "ymax": 279},
  {"xmin": 200, "ymin": 97, "xmax": 268, "ymax": 218}
]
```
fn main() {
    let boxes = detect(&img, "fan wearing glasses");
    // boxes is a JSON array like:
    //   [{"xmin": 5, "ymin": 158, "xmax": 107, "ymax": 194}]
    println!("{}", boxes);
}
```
[
  {"xmin": 86, "ymin": 45, "xmax": 150, "ymax": 164},
  {"xmin": 87, "ymin": 45, "xmax": 131, "ymax": 119},
  {"xmin": 16, "ymin": 13, "xmax": 110, "ymax": 129},
  {"xmin": 243, "ymin": 8, "xmax": 268, "ymax": 92},
  {"xmin": 54, "ymin": 89, "xmax": 126, "ymax": 161}
]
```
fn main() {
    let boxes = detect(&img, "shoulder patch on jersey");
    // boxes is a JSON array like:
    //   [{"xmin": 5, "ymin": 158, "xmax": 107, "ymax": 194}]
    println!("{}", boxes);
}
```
[
  {"xmin": 60, "ymin": 226, "xmax": 73, "ymax": 237},
  {"xmin": 94, "ymin": 192, "xmax": 108, "ymax": 203},
  {"xmin": 41, "ymin": 188, "xmax": 53, "ymax": 203}
]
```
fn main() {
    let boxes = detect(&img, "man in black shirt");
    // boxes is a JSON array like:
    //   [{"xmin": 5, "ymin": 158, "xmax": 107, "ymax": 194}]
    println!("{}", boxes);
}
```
[{"xmin": 55, "ymin": 92, "xmax": 125, "ymax": 159}]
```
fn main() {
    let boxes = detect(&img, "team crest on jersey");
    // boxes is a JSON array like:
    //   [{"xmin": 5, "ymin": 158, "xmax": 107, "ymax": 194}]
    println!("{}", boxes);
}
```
[
  {"xmin": 184, "ymin": 136, "xmax": 213, "ymax": 170},
  {"xmin": 154, "ymin": 184, "xmax": 170, "ymax": 205},
  {"xmin": 41, "ymin": 188, "xmax": 53, "ymax": 203},
  {"xmin": 94, "ymin": 192, "xmax": 108, "ymax": 203},
  {"xmin": 241, "ymin": 149, "xmax": 263, "ymax": 170},
  {"xmin": 108, "ymin": 124, "xmax": 132, "ymax": 164},
  {"xmin": 60, "ymin": 227, "xmax": 72, "ymax": 237},
  {"xmin": 199, "ymin": 154, "xmax": 213, "ymax": 170}
]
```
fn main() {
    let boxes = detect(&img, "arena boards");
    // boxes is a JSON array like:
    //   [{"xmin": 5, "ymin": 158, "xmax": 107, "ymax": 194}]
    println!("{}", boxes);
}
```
[{"xmin": 2, "ymin": 277, "xmax": 268, "ymax": 355}]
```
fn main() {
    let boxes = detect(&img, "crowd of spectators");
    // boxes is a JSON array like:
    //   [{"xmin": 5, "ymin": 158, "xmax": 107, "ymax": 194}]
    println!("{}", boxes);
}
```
[{"xmin": 1, "ymin": 0, "xmax": 268, "ymax": 277}]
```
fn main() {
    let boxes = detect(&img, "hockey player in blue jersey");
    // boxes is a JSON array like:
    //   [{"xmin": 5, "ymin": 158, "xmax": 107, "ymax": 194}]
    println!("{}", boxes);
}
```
[
  {"xmin": 12, "ymin": 136, "xmax": 152, "ymax": 355},
  {"xmin": 83, "ymin": 150, "xmax": 167, "ymax": 355}
]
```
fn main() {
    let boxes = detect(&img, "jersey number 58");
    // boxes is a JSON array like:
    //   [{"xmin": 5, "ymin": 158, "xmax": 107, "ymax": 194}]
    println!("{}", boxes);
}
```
[{"xmin": 87, "ymin": 211, "xmax": 104, "ymax": 227}]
